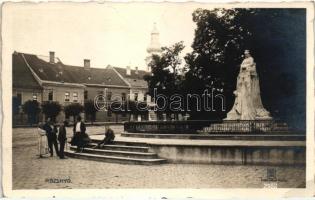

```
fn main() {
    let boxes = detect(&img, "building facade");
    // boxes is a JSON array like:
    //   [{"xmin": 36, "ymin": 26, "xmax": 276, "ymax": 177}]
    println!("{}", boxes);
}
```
[
  {"xmin": 12, "ymin": 51, "xmax": 151, "ymax": 124},
  {"xmin": 12, "ymin": 24, "xmax": 162, "ymax": 125}
]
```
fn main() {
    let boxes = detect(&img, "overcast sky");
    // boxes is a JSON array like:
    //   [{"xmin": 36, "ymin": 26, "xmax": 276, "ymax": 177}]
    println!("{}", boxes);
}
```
[{"xmin": 3, "ymin": 2, "xmax": 222, "ymax": 70}]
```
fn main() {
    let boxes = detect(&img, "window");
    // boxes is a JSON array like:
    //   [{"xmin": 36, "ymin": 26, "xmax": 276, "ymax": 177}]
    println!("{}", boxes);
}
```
[
  {"xmin": 134, "ymin": 93, "xmax": 138, "ymax": 101},
  {"xmin": 143, "ymin": 94, "xmax": 147, "ymax": 102},
  {"xmin": 84, "ymin": 90, "xmax": 88, "ymax": 100},
  {"xmin": 32, "ymin": 93, "xmax": 37, "ymax": 101},
  {"xmin": 65, "ymin": 92, "xmax": 70, "ymax": 102},
  {"xmin": 121, "ymin": 93, "xmax": 126, "ymax": 101},
  {"xmin": 73, "ymin": 92, "xmax": 78, "ymax": 102},
  {"xmin": 48, "ymin": 90, "xmax": 53, "ymax": 101},
  {"xmin": 107, "ymin": 91, "xmax": 112, "ymax": 101}
]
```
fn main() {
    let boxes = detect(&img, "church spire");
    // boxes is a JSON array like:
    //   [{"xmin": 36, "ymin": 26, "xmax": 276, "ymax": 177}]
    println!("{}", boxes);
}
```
[{"xmin": 145, "ymin": 23, "xmax": 162, "ymax": 72}]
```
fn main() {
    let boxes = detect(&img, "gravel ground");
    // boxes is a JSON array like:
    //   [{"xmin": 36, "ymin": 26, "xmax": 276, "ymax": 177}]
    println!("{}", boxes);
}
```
[{"xmin": 12, "ymin": 126, "xmax": 306, "ymax": 189}]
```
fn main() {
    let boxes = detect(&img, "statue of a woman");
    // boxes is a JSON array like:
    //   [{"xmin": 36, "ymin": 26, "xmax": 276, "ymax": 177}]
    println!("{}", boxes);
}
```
[{"xmin": 225, "ymin": 50, "xmax": 272, "ymax": 120}]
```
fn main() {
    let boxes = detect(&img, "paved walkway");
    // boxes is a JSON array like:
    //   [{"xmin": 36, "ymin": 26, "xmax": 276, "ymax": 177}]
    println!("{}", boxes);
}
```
[{"xmin": 13, "ymin": 127, "xmax": 306, "ymax": 189}]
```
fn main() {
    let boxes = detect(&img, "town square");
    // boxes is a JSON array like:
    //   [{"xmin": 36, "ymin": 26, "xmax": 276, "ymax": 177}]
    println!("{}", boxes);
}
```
[{"xmin": 2, "ymin": 2, "xmax": 311, "ymax": 193}]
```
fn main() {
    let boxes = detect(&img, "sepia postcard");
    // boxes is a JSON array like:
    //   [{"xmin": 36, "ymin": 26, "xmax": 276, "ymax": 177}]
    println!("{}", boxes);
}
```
[{"xmin": 1, "ymin": 1, "xmax": 314, "ymax": 199}]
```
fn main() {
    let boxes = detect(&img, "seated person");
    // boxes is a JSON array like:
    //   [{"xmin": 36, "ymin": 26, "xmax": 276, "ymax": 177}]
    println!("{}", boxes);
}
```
[{"xmin": 94, "ymin": 125, "xmax": 115, "ymax": 148}]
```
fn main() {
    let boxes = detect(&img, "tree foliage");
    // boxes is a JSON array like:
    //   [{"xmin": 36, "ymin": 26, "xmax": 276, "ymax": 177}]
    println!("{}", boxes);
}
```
[
  {"xmin": 64, "ymin": 103, "xmax": 84, "ymax": 120},
  {"xmin": 41, "ymin": 101, "xmax": 62, "ymax": 122},
  {"xmin": 22, "ymin": 100, "xmax": 41, "ymax": 124},
  {"xmin": 144, "ymin": 41, "xmax": 186, "ymax": 117}
]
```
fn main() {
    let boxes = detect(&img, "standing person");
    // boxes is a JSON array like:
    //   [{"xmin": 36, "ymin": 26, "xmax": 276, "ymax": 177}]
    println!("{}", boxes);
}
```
[
  {"xmin": 43, "ymin": 118, "xmax": 59, "ymax": 157},
  {"xmin": 37, "ymin": 122, "xmax": 49, "ymax": 158},
  {"xmin": 58, "ymin": 120, "xmax": 68, "ymax": 159},
  {"xmin": 71, "ymin": 116, "xmax": 87, "ymax": 153}
]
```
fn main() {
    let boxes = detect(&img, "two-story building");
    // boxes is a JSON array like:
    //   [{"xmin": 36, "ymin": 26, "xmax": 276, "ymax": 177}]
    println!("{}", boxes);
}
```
[{"xmin": 12, "ymin": 51, "xmax": 152, "ymax": 124}]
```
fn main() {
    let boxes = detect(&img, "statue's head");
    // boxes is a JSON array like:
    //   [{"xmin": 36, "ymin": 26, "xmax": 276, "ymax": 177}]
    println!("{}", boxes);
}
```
[{"xmin": 244, "ymin": 50, "xmax": 251, "ymax": 57}]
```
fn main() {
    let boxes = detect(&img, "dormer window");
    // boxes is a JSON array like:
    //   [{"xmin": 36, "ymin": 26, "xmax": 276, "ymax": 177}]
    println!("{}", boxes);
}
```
[{"xmin": 39, "ymin": 68, "xmax": 44, "ymax": 73}]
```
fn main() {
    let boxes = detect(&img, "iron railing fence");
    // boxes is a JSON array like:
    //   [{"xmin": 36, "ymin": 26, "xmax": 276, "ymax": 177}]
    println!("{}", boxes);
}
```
[{"xmin": 124, "ymin": 120, "xmax": 305, "ymax": 134}]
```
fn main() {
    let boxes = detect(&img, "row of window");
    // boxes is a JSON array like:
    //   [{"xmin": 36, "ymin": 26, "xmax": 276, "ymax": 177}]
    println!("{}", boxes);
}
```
[
  {"xmin": 48, "ymin": 90, "xmax": 78, "ymax": 102},
  {"xmin": 95, "ymin": 91, "xmax": 146, "ymax": 102},
  {"xmin": 16, "ymin": 90, "xmax": 148, "ymax": 104}
]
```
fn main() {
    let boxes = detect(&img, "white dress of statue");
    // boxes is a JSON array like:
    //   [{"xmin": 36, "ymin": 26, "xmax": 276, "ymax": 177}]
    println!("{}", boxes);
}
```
[{"xmin": 225, "ymin": 50, "xmax": 272, "ymax": 120}]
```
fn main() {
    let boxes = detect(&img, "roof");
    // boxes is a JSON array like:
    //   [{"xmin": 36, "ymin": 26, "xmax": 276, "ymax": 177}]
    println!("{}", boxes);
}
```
[
  {"xmin": 12, "ymin": 52, "xmax": 42, "ymax": 90},
  {"xmin": 17, "ymin": 52, "xmax": 129, "ymax": 88},
  {"xmin": 113, "ymin": 67, "xmax": 149, "ymax": 88}
]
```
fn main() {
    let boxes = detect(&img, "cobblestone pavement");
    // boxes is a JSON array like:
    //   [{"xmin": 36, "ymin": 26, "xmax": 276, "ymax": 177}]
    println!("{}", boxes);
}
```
[{"xmin": 13, "ymin": 126, "xmax": 305, "ymax": 189}]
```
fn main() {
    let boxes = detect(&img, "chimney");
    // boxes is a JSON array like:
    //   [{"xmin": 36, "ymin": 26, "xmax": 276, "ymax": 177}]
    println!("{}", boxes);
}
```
[
  {"xmin": 84, "ymin": 59, "xmax": 90, "ymax": 69},
  {"xmin": 49, "ymin": 51, "xmax": 55, "ymax": 63},
  {"xmin": 126, "ymin": 66, "xmax": 131, "ymax": 76},
  {"xmin": 135, "ymin": 67, "xmax": 139, "ymax": 75}
]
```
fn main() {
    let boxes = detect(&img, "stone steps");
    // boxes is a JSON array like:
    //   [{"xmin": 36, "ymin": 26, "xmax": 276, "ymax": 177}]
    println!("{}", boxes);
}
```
[
  {"xmin": 86, "ymin": 142, "xmax": 149, "ymax": 152},
  {"xmin": 65, "ymin": 142, "xmax": 166, "ymax": 165},
  {"xmin": 65, "ymin": 150, "xmax": 166, "ymax": 165},
  {"xmin": 90, "ymin": 139, "xmax": 148, "ymax": 147}
]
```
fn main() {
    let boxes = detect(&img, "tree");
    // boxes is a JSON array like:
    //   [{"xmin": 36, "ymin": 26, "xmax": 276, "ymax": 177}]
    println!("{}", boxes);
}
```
[
  {"xmin": 22, "ymin": 100, "xmax": 41, "ymax": 125},
  {"xmin": 41, "ymin": 101, "xmax": 61, "ymax": 122},
  {"xmin": 64, "ymin": 103, "xmax": 84, "ymax": 121},
  {"xmin": 144, "ymin": 41, "xmax": 186, "ymax": 119},
  {"xmin": 184, "ymin": 8, "xmax": 306, "ymax": 128},
  {"xmin": 84, "ymin": 100, "xmax": 97, "ymax": 123}
]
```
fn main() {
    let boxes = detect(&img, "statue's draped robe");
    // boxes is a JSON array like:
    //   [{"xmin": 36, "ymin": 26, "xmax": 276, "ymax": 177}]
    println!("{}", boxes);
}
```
[{"xmin": 225, "ymin": 56, "xmax": 272, "ymax": 120}]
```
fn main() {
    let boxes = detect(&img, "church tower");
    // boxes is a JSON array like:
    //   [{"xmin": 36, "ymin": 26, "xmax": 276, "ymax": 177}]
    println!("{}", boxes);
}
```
[{"xmin": 145, "ymin": 23, "xmax": 162, "ymax": 72}]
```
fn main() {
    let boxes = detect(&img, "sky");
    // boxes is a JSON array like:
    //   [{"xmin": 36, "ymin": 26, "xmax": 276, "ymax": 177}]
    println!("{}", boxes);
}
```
[{"xmin": 2, "ymin": 2, "xmax": 221, "ymax": 70}]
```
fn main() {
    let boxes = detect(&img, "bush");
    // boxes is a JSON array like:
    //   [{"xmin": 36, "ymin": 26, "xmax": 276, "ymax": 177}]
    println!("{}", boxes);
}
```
[
  {"xmin": 41, "ymin": 101, "xmax": 62, "ymax": 122},
  {"xmin": 22, "ymin": 100, "xmax": 41, "ymax": 125},
  {"xmin": 64, "ymin": 103, "xmax": 84, "ymax": 121}
]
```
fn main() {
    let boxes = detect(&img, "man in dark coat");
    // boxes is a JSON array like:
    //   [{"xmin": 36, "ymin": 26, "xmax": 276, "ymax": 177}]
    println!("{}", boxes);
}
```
[
  {"xmin": 72, "ymin": 116, "xmax": 89, "ymax": 152},
  {"xmin": 43, "ymin": 118, "xmax": 59, "ymax": 157},
  {"xmin": 58, "ymin": 120, "xmax": 68, "ymax": 159}
]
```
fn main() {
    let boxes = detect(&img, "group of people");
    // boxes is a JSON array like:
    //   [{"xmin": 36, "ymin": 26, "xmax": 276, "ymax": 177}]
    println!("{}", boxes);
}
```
[
  {"xmin": 38, "ymin": 117, "xmax": 69, "ymax": 158},
  {"xmin": 38, "ymin": 115, "xmax": 115, "ymax": 158}
]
